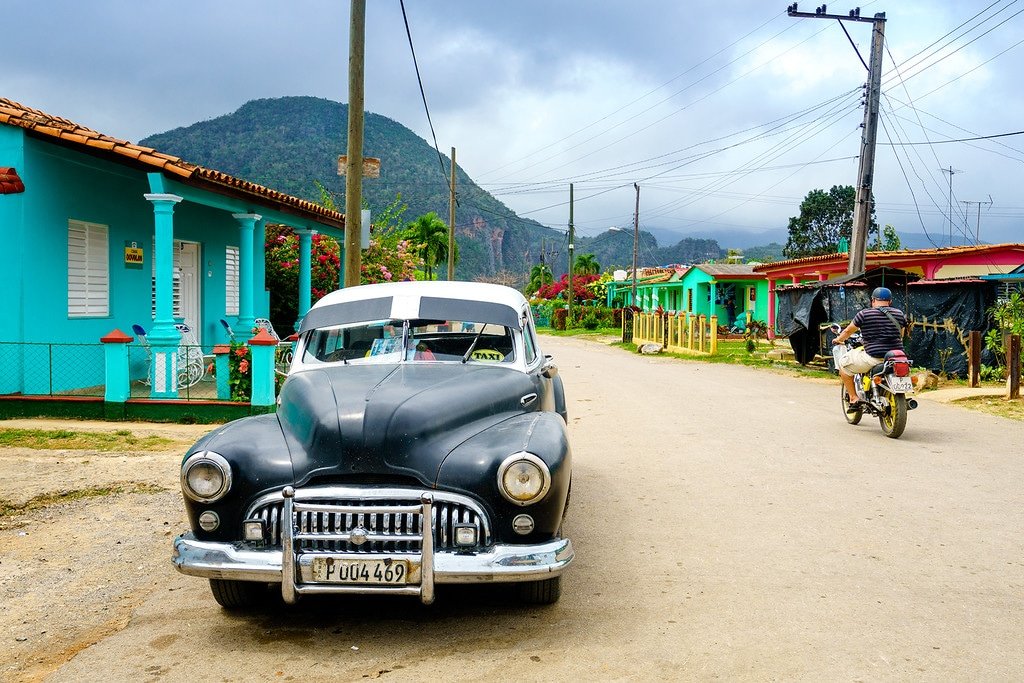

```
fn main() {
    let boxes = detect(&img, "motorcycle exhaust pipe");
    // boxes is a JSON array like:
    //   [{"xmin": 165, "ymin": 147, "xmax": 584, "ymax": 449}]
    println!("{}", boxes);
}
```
[{"xmin": 907, "ymin": 398, "xmax": 918, "ymax": 410}]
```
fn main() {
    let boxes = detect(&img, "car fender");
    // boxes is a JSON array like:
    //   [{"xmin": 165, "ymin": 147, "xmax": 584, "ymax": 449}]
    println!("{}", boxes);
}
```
[{"xmin": 436, "ymin": 411, "xmax": 571, "ymax": 544}]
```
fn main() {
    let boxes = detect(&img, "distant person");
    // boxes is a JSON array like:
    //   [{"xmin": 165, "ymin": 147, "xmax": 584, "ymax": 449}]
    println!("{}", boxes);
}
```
[
  {"xmin": 831, "ymin": 287, "xmax": 908, "ymax": 410},
  {"xmin": 725, "ymin": 297, "xmax": 736, "ymax": 325}
]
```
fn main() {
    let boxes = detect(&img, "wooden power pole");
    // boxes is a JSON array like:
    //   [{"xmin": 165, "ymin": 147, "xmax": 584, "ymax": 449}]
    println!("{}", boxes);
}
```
[
  {"xmin": 632, "ymin": 183, "xmax": 640, "ymax": 306},
  {"xmin": 787, "ymin": 4, "xmax": 886, "ymax": 275},
  {"xmin": 343, "ymin": 0, "xmax": 366, "ymax": 288},
  {"xmin": 448, "ymin": 147, "xmax": 457, "ymax": 280},
  {"xmin": 567, "ymin": 183, "xmax": 574, "ymax": 319}
]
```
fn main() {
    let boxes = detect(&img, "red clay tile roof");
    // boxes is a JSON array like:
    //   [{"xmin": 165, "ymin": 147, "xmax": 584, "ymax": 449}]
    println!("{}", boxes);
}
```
[
  {"xmin": 752, "ymin": 244, "xmax": 1024, "ymax": 274},
  {"xmin": 0, "ymin": 98, "xmax": 344, "ymax": 229},
  {"xmin": 0, "ymin": 166, "xmax": 25, "ymax": 194}
]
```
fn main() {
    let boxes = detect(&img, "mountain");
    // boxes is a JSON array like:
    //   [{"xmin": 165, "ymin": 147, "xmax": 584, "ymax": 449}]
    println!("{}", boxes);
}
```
[
  {"xmin": 141, "ymin": 96, "xmax": 564, "ymax": 282},
  {"xmin": 140, "ymin": 96, "xmax": 738, "ymax": 281}
]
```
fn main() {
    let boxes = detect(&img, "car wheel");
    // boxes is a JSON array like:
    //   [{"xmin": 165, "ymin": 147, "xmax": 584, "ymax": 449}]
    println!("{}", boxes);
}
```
[
  {"xmin": 208, "ymin": 579, "xmax": 267, "ymax": 609},
  {"xmin": 518, "ymin": 575, "xmax": 562, "ymax": 605}
]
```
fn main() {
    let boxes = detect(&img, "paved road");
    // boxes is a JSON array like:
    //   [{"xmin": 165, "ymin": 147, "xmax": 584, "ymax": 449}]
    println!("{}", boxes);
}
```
[{"xmin": 42, "ymin": 336, "xmax": 1024, "ymax": 681}]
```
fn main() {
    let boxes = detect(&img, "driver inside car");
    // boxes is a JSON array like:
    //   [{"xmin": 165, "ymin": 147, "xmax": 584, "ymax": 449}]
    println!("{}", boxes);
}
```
[{"xmin": 831, "ymin": 286, "xmax": 909, "ymax": 411}]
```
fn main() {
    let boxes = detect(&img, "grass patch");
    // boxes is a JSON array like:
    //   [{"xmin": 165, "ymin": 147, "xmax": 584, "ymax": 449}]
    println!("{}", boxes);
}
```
[
  {"xmin": 540, "ymin": 327, "xmax": 621, "ymax": 338},
  {"xmin": 953, "ymin": 396, "xmax": 1024, "ymax": 421},
  {"xmin": 0, "ymin": 428, "xmax": 176, "ymax": 451},
  {"xmin": 0, "ymin": 482, "xmax": 167, "ymax": 518},
  {"xmin": 610, "ymin": 341, "xmax": 836, "ymax": 380}
]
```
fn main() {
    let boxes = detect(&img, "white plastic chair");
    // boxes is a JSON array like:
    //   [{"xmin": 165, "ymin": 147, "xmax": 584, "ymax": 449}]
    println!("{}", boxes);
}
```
[
  {"xmin": 254, "ymin": 317, "xmax": 293, "ymax": 374},
  {"xmin": 174, "ymin": 323, "xmax": 209, "ymax": 388}
]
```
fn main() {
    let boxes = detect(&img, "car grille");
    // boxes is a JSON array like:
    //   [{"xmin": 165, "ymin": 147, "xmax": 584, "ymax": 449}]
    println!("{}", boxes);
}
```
[{"xmin": 247, "ymin": 487, "xmax": 491, "ymax": 553}]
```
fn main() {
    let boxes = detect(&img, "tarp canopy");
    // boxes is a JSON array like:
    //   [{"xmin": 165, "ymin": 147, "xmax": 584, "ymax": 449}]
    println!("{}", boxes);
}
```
[{"xmin": 776, "ymin": 267, "xmax": 997, "ymax": 375}]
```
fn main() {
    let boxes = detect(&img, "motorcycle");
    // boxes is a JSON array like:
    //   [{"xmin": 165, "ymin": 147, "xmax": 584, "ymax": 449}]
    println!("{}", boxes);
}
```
[{"xmin": 829, "ymin": 323, "xmax": 918, "ymax": 439}]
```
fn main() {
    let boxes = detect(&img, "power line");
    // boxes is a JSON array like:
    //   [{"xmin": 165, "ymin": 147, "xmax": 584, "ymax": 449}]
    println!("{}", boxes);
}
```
[
  {"xmin": 399, "ymin": 0, "xmax": 453, "ymax": 197},
  {"xmin": 878, "ymin": 129, "xmax": 1024, "ymax": 145}
]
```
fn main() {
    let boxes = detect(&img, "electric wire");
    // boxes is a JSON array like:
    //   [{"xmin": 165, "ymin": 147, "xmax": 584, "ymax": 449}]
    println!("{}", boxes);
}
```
[{"xmin": 399, "ymin": 0, "xmax": 454, "ymax": 199}]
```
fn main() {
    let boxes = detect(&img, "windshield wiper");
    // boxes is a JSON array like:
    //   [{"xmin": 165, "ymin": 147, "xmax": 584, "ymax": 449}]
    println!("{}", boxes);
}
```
[{"xmin": 461, "ymin": 327, "xmax": 485, "ymax": 364}]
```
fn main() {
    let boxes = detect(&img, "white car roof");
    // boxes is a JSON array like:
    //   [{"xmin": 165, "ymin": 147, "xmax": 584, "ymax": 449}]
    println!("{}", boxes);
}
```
[{"xmin": 299, "ymin": 280, "xmax": 529, "ymax": 332}]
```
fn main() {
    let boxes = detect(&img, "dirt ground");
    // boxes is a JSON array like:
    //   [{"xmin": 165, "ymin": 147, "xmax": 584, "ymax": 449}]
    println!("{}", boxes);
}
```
[
  {"xmin": 2, "ymin": 338, "xmax": 1022, "ymax": 682},
  {"xmin": 0, "ymin": 420, "xmax": 208, "ymax": 682}
]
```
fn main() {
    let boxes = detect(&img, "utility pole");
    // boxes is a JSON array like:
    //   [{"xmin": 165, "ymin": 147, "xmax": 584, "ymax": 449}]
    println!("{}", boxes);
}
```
[
  {"xmin": 632, "ymin": 183, "xmax": 640, "ymax": 306},
  {"xmin": 940, "ymin": 166, "xmax": 964, "ymax": 244},
  {"xmin": 787, "ymin": 3, "xmax": 886, "ymax": 275},
  {"xmin": 343, "ymin": 0, "xmax": 366, "ymax": 288},
  {"xmin": 961, "ymin": 196, "xmax": 992, "ymax": 244},
  {"xmin": 567, "ymin": 183, "xmax": 574, "ymax": 319},
  {"xmin": 448, "ymin": 146, "xmax": 457, "ymax": 280}
]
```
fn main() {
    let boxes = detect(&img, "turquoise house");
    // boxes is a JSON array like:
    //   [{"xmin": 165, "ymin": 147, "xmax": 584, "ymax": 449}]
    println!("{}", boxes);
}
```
[
  {"xmin": 607, "ymin": 264, "xmax": 769, "ymax": 327},
  {"xmin": 0, "ymin": 97, "xmax": 346, "ymax": 402}
]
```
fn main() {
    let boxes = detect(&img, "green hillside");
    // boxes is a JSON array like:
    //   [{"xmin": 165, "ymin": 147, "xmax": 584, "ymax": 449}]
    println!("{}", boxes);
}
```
[
  {"xmin": 140, "ymin": 96, "xmax": 729, "ymax": 282},
  {"xmin": 141, "ymin": 96, "xmax": 563, "ymax": 282}
]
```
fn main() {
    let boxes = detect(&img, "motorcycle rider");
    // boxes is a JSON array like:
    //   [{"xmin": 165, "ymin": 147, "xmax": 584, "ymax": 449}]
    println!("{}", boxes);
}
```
[{"xmin": 831, "ymin": 286, "xmax": 908, "ymax": 411}]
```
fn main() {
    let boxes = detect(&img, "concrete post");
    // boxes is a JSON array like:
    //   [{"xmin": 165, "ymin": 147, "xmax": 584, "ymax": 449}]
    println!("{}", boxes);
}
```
[
  {"xmin": 233, "ymin": 213, "xmax": 262, "ymax": 334},
  {"xmin": 295, "ymin": 229, "xmax": 315, "ymax": 332},
  {"xmin": 213, "ymin": 344, "xmax": 231, "ymax": 400},
  {"xmin": 101, "ymin": 329, "xmax": 132, "ymax": 408},
  {"xmin": 248, "ymin": 328, "xmax": 278, "ymax": 407},
  {"xmin": 143, "ymin": 193, "xmax": 184, "ymax": 398}
]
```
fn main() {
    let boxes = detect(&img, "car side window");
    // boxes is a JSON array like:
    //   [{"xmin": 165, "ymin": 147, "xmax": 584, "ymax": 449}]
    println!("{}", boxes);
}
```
[{"xmin": 522, "ymin": 312, "xmax": 538, "ymax": 365}]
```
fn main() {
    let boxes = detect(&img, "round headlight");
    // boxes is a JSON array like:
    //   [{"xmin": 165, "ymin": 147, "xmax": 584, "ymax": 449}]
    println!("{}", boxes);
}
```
[
  {"xmin": 181, "ymin": 451, "xmax": 232, "ymax": 503},
  {"xmin": 497, "ymin": 452, "xmax": 551, "ymax": 506}
]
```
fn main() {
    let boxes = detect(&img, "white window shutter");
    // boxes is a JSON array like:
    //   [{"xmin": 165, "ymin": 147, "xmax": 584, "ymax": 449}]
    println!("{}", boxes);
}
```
[
  {"xmin": 225, "ymin": 246, "xmax": 239, "ymax": 316},
  {"xmin": 67, "ymin": 220, "xmax": 109, "ymax": 317}
]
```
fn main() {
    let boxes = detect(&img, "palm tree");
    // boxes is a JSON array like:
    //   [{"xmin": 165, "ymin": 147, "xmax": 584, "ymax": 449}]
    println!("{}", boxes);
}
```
[
  {"xmin": 573, "ymin": 253, "xmax": 600, "ymax": 276},
  {"xmin": 403, "ymin": 212, "xmax": 452, "ymax": 280},
  {"xmin": 527, "ymin": 263, "xmax": 553, "ymax": 294}
]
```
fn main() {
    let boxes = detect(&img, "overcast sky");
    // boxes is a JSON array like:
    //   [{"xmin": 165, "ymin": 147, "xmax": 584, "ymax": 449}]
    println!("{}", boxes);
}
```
[{"xmin": 5, "ymin": 1, "xmax": 1023, "ymax": 246}]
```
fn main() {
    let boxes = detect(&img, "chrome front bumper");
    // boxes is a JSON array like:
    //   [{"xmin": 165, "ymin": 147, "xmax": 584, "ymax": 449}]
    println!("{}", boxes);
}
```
[{"xmin": 172, "ymin": 532, "xmax": 573, "ymax": 604}]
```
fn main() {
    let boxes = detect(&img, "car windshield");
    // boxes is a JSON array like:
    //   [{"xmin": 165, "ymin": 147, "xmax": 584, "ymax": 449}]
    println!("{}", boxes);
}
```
[{"xmin": 301, "ymin": 318, "xmax": 516, "ymax": 365}]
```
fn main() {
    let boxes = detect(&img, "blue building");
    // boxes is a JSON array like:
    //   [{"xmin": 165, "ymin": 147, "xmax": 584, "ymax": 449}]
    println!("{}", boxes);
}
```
[{"xmin": 0, "ymin": 97, "xmax": 346, "ymax": 402}]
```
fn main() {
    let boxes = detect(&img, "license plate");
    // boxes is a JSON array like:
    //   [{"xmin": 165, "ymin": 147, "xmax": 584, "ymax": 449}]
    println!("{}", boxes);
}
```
[
  {"xmin": 310, "ymin": 557, "xmax": 410, "ymax": 585},
  {"xmin": 889, "ymin": 375, "xmax": 913, "ymax": 392}
]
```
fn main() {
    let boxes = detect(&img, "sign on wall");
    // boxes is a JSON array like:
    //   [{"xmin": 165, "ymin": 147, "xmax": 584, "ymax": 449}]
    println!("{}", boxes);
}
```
[{"xmin": 124, "ymin": 241, "xmax": 144, "ymax": 269}]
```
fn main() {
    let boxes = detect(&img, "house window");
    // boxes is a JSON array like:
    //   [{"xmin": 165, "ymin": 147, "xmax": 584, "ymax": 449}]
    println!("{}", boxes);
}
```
[
  {"xmin": 67, "ymin": 220, "xmax": 109, "ymax": 317},
  {"xmin": 225, "ymin": 246, "xmax": 239, "ymax": 316},
  {"xmin": 151, "ymin": 240, "xmax": 182, "ymax": 319},
  {"xmin": 686, "ymin": 289, "xmax": 693, "ymax": 312}
]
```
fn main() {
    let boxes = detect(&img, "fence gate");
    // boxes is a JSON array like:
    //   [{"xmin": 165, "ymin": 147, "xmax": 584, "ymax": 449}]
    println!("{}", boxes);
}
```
[{"xmin": 622, "ymin": 308, "xmax": 634, "ymax": 344}]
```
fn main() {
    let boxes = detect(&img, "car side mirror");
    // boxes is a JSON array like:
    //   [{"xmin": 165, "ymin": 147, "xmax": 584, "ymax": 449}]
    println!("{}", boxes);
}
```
[{"xmin": 541, "ymin": 354, "xmax": 558, "ymax": 379}]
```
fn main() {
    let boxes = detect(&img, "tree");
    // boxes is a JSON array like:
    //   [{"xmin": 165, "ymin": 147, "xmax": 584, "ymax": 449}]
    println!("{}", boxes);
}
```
[
  {"xmin": 871, "ymin": 224, "xmax": 902, "ymax": 252},
  {"xmin": 573, "ymin": 253, "xmax": 601, "ymax": 276},
  {"xmin": 403, "ymin": 212, "xmax": 454, "ymax": 280},
  {"xmin": 526, "ymin": 263, "xmax": 553, "ymax": 296},
  {"xmin": 783, "ymin": 185, "xmax": 877, "ymax": 259}
]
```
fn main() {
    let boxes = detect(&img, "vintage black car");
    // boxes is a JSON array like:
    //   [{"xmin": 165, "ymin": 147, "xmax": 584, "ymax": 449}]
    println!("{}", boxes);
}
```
[{"xmin": 172, "ymin": 281, "xmax": 573, "ymax": 607}]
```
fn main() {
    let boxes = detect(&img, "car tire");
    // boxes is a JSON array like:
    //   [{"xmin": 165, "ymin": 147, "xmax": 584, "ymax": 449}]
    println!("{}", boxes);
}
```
[
  {"xmin": 208, "ymin": 579, "xmax": 267, "ymax": 609},
  {"xmin": 518, "ymin": 575, "xmax": 562, "ymax": 605}
]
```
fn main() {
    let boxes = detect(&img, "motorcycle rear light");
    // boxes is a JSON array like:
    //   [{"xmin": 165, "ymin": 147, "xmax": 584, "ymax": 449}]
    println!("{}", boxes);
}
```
[
  {"xmin": 873, "ymin": 375, "xmax": 883, "ymax": 385},
  {"xmin": 894, "ymin": 362, "xmax": 910, "ymax": 377}
]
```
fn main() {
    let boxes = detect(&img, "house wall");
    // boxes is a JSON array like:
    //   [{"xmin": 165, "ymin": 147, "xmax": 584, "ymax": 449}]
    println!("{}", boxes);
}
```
[
  {"xmin": 19, "ymin": 138, "xmax": 242, "ymax": 348},
  {"xmin": 0, "ymin": 137, "xmax": 245, "ymax": 393},
  {"xmin": 0, "ymin": 127, "xmax": 27, "ymax": 394}
]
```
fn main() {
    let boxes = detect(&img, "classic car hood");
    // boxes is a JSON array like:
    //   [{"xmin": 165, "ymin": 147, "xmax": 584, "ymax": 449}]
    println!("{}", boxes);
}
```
[{"xmin": 277, "ymin": 363, "xmax": 538, "ymax": 485}]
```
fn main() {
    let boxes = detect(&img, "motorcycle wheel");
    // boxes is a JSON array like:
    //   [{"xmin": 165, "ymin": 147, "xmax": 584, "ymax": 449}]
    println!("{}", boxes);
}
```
[
  {"xmin": 841, "ymin": 385, "xmax": 863, "ymax": 425},
  {"xmin": 878, "ymin": 389, "xmax": 908, "ymax": 439}
]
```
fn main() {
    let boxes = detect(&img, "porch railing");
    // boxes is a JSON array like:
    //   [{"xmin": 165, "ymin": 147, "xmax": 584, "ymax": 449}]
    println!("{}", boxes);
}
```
[{"xmin": 0, "ymin": 341, "xmax": 230, "ymax": 402}]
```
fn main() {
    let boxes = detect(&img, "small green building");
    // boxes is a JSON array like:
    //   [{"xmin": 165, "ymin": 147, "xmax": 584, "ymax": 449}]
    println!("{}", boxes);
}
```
[{"xmin": 607, "ymin": 264, "xmax": 769, "ymax": 328}]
